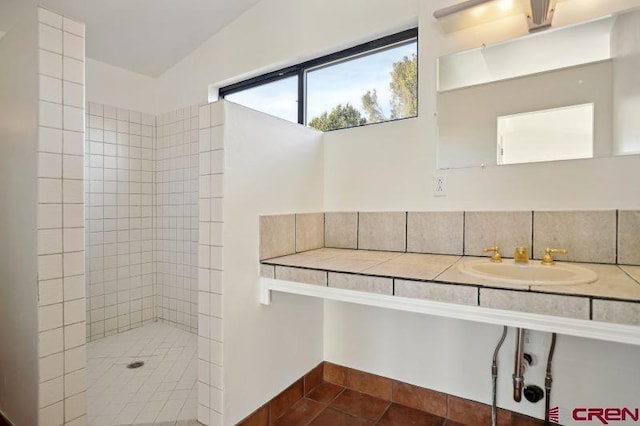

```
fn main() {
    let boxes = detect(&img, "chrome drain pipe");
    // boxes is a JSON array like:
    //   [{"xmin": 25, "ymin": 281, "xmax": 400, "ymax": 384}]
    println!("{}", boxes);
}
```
[
  {"xmin": 513, "ymin": 328, "xmax": 526, "ymax": 402},
  {"xmin": 492, "ymin": 326, "xmax": 508, "ymax": 426}
]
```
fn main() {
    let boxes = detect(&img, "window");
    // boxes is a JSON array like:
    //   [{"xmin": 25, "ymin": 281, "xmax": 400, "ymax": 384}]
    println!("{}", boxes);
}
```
[
  {"xmin": 225, "ymin": 76, "xmax": 298, "ymax": 123},
  {"xmin": 218, "ymin": 28, "xmax": 418, "ymax": 132}
]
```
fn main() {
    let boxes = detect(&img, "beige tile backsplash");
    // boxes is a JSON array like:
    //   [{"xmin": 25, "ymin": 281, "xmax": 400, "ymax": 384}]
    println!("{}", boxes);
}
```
[
  {"xmin": 533, "ymin": 211, "xmax": 616, "ymax": 263},
  {"xmin": 325, "ymin": 212, "xmax": 358, "ymax": 249},
  {"xmin": 295, "ymin": 213, "xmax": 324, "ymax": 253},
  {"xmin": 358, "ymin": 212, "xmax": 406, "ymax": 252},
  {"xmin": 260, "ymin": 210, "xmax": 639, "ymax": 266},
  {"xmin": 464, "ymin": 211, "xmax": 532, "ymax": 257},
  {"xmin": 407, "ymin": 212, "xmax": 463, "ymax": 255},
  {"xmin": 618, "ymin": 211, "xmax": 640, "ymax": 265},
  {"xmin": 259, "ymin": 214, "xmax": 295, "ymax": 260}
]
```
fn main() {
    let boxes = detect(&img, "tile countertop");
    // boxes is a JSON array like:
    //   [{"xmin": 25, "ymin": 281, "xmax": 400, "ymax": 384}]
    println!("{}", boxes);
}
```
[{"xmin": 261, "ymin": 248, "xmax": 640, "ymax": 303}]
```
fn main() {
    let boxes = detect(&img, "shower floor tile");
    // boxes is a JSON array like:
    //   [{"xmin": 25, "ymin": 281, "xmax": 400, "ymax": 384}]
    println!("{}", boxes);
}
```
[{"xmin": 87, "ymin": 322, "xmax": 198, "ymax": 426}]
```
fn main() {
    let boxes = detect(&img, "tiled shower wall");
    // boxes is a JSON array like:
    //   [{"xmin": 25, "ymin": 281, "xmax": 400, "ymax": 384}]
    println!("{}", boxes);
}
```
[
  {"xmin": 156, "ymin": 107, "xmax": 199, "ymax": 333},
  {"xmin": 84, "ymin": 103, "xmax": 200, "ymax": 341},
  {"xmin": 196, "ymin": 102, "xmax": 225, "ymax": 426},
  {"xmin": 84, "ymin": 103, "xmax": 155, "ymax": 341},
  {"xmin": 36, "ymin": 8, "xmax": 87, "ymax": 425}
]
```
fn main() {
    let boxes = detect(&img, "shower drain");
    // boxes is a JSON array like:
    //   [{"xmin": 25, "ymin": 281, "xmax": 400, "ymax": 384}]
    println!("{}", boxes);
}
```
[{"xmin": 126, "ymin": 361, "xmax": 145, "ymax": 369}]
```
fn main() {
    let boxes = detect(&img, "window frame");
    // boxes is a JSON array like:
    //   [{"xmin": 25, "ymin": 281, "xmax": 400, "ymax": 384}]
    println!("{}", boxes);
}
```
[{"xmin": 218, "ymin": 28, "xmax": 419, "ymax": 127}]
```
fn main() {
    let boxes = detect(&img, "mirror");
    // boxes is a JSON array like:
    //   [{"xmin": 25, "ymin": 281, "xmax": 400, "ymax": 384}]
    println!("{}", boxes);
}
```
[{"xmin": 437, "ymin": 8, "xmax": 640, "ymax": 169}]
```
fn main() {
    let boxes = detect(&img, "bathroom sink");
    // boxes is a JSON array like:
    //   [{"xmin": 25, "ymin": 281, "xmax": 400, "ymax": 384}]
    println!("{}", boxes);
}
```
[{"xmin": 458, "ymin": 258, "xmax": 598, "ymax": 286}]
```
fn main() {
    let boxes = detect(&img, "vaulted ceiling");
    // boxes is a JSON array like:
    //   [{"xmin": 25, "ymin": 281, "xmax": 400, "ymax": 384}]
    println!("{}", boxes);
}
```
[{"xmin": 34, "ymin": 0, "xmax": 262, "ymax": 76}]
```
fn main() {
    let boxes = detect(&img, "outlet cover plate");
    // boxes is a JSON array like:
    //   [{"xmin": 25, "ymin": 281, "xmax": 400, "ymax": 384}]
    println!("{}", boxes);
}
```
[{"xmin": 434, "ymin": 176, "xmax": 447, "ymax": 196}]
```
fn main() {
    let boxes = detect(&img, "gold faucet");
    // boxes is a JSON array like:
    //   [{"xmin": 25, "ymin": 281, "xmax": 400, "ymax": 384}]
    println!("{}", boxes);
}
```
[
  {"xmin": 541, "ymin": 247, "xmax": 568, "ymax": 265},
  {"xmin": 514, "ymin": 246, "xmax": 529, "ymax": 263},
  {"xmin": 483, "ymin": 246, "xmax": 502, "ymax": 263}
]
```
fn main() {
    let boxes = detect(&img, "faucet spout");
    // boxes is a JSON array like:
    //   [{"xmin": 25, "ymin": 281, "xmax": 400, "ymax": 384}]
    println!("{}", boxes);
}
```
[
  {"xmin": 514, "ymin": 246, "xmax": 529, "ymax": 263},
  {"xmin": 513, "ymin": 328, "xmax": 526, "ymax": 402}
]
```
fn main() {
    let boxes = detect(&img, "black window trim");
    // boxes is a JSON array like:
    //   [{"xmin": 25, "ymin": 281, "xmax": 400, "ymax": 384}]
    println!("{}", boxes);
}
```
[{"xmin": 218, "ymin": 27, "xmax": 418, "ymax": 126}]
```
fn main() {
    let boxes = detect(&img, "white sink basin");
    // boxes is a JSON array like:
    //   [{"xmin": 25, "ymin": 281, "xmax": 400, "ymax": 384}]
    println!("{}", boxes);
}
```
[{"xmin": 458, "ymin": 258, "xmax": 598, "ymax": 286}]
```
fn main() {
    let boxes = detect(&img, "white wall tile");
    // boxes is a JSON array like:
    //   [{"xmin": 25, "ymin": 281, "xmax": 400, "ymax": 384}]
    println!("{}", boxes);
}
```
[
  {"xmin": 63, "ymin": 81, "xmax": 84, "ymax": 108},
  {"xmin": 210, "ymin": 341, "xmax": 222, "ymax": 366},
  {"xmin": 64, "ymin": 345, "xmax": 86, "ymax": 373},
  {"xmin": 38, "ymin": 204, "xmax": 63, "ymax": 229},
  {"xmin": 211, "ymin": 199, "xmax": 223, "ymax": 222},
  {"xmin": 39, "ymin": 254, "xmax": 63, "ymax": 280},
  {"xmin": 64, "ymin": 391, "xmax": 86, "ymax": 421},
  {"xmin": 211, "ymin": 175, "xmax": 223, "ymax": 197},
  {"xmin": 64, "ymin": 369, "xmax": 85, "ymax": 398},
  {"xmin": 63, "ymin": 322, "xmax": 85, "ymax": 349},
  {"xmin": 39, "ymin": 279, "xmax": 63, "ymax": 306},
  {"xmin": 62, "ymin": 154, "xmax": 83, "ymax": 179},
  {"xmin": 211, "ymin": 126, "xmax": 224, "ymax": 150},
  {"xmin": 39, "ymin": 376, "xmax": 63, "ymax": 408},
  {"xmin": 38, "ymin": 229, "xmax": 62, "ymax": 255},
  {"xmin": 39, "ymin": 101, "xmax": 63, "ymax": 128},
  {"xmin": 63, "ymin": 251, "xmax": 84, "ymax": 276},
  {"xmin": 63, "ymin": 228, "xmax": 84, "ymax": 252},
  {"xmin": 210, "ymin": 364, "xmax": 222, "ymax": 390},
  {"xmin": 39, "ymin": 75, "xmax": 62, "ymax": 103},
  {"xmin": 211, "ymin": 150, "xmax": 224, "ymax": 174},
  {"xmin": 63, "ymin": 179, "xmax": 83, "ymax": 203},
  {"xmin": 63, "ymin": 130, "xmax": 83, "ymax": 155},
  {"xmin": 62, "ymin": 57, "xmax": 84, "ymax": 84},
  {"xmin": 39, "ymin": 401, "xmax": 63, "ymax": 426},
  {"xmin": 199, "ymin": 105, "xmax": 210, "ymax": 129},
  {"xmin": 210, "ymin": 223, "xmax": 223, "ymax": 246},
  {"xmin": 63, "ymin": 106, "xmax": 84, "ymax": 132},
  {"xmin": 38, "ymin": 8, "xmax": 63, "ymax": 28},
  {"xmin": 39, "ymin": 49, "xmax": 63, "ymax": 79},
  {"xmin": 210, "ymin": 102, "xmax": 224, "ymax": 127},
  {"xmin": 64, "ymin": 299, "xmax": 84, "ymax": 325},
  {"xmin": 64, "ymin": 275, "xmax": 85, "ymax": 302},
  {"xmin": 39, "ymin": 327, "xmax": 63, "ymax": 358},
  {"xmin": 39, "ymin": 23, "xmax": 62, "ymax": 53},
  {"xmin": 39, "ymin": 304, "xmax": 63, "ymax": 332},
  {"xmin": 38, "ymin": 178, "xmax": 62, "ymax": 204},
  {"xmin": 62, "ymin": 32, "xmax": 84, "ymax": 61},
  {"xmin": 38, "ymin": 152, "xmax": 62, "ymax": 178},
  {"xmin": 63, "ymin": 204, "xmax": 83, "ymax": 228},
  {"xmin": 39, "ymin": 352, "xmax": 63, "ymax": 383},
  {"xmin": 62, "ymin": 17, "xmax": 85, "ymax": 37},
  {"xmin": 39, "ymin": 126, "xmax": 63, "ymax": 153}
]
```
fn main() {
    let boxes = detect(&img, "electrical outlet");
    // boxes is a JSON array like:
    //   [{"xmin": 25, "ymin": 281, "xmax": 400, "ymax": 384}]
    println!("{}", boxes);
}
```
[{"xmin": 433, "ymin": 176, "xmax": 447, "ymax": 196}]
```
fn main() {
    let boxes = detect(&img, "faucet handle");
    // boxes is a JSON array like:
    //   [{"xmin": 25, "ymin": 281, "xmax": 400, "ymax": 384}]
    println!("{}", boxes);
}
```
[
  {"xmin": 541, "ymin": 247, "xmax": 568, "ymax": 265},
  {"xmin": 483, "ymin": 246, "xmax": 502, "ymax": 263}
]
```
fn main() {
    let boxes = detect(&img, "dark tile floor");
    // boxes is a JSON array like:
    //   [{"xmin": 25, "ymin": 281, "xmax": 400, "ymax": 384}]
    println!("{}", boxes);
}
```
[{"xmin": 273, "ymin": 381, "xmax": 451, "ymax": 426}]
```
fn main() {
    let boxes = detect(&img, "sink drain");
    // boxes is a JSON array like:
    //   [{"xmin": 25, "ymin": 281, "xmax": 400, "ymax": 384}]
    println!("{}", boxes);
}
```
[{"xmin": 127, "ymin": 361, "xmax": 144, "ymax": 369}]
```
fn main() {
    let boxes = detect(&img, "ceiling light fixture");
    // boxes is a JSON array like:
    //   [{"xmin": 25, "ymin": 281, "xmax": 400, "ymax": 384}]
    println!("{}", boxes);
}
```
[{"xmin": 433, "ymin": 0, "xmax": 557, "ymax": 33}]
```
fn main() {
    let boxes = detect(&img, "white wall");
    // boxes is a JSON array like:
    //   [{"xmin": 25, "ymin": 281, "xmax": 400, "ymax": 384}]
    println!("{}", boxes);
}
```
[
  {"xmin": 0, "ymin": 4, "xmax": 40, "ymax": 424},
  {"xmin": 86, "ymin": 58, "xmax": 159, "ymax": 115},
  {"xmin": 157, "ymin": 0, "xmax": 419, "ymax": 111},
  {"xmin": 222, "ymin": 102, "xmax": 325, "ymax": 425}
]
